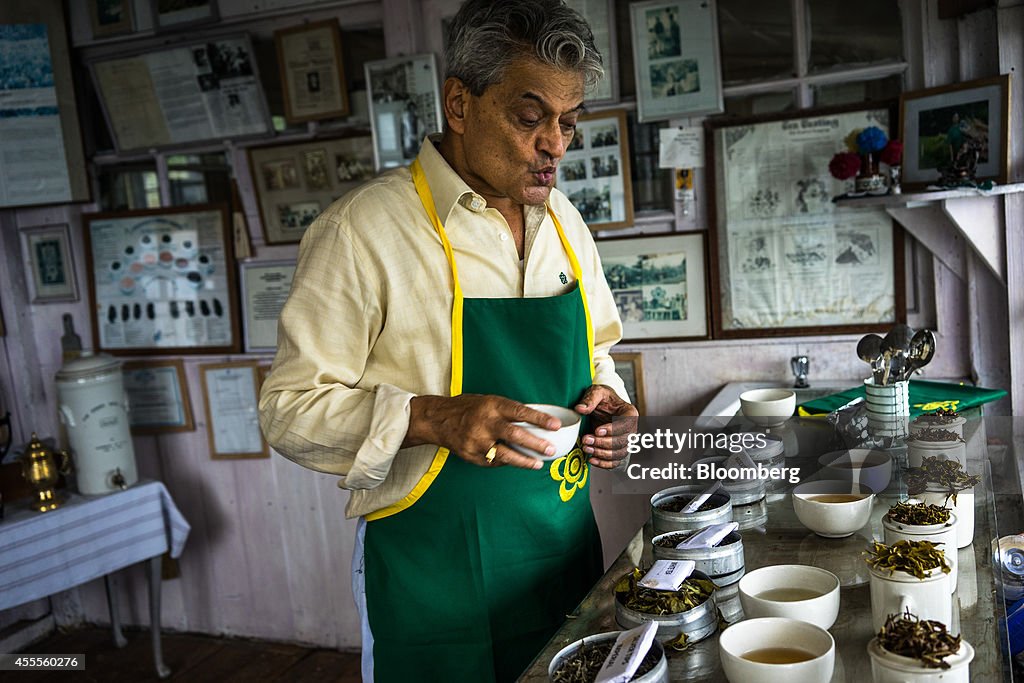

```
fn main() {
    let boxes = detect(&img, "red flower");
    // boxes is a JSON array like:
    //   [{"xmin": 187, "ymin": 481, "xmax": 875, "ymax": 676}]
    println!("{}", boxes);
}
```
[
  {"xmin": 880, "ymin": 139, "xmax": 904, "ymax": 166},
  {"xmin": 829, "ymin": 151, "xmax": 861, "ymax": 180}
]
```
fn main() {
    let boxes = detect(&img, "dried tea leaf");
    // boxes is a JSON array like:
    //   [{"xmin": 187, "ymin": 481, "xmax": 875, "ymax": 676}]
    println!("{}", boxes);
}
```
[
  {"xmin": 887, "ymin": 501, "xmax": 951, "ymax": 526},
  {"xmin": 877, "ymin": 608, "xmax": 962, "ymax": 669},
  {"xmin": 864, "ymin": 540, "xmax": 951, "ymax": 580}
]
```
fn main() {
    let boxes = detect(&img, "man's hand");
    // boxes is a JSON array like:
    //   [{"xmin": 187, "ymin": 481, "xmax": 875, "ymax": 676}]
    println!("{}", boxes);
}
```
[
  {"xmin": 575, "ymin": 385, "xmax": 638, "ymax": 469},
  {"xmin": 404, "ymin": 394, "xmax": 562, "ymax": 469}
]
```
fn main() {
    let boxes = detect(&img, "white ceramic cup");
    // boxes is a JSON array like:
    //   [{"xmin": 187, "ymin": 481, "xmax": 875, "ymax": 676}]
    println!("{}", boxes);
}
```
[
  {"xmin": 918, "ymin": 488, "xmax": 974, "ymax": 548},
  {"xmin": 882, "ymin": 506, "xmax": 958, "ymax": 593},
  {"xmin": 867, "ymin": 636, "xmax": 974, "ymax": 683},
  {"xmin": 818, "ymin": 448, "xmax": 893, "ymax": 494},
  {"xmin": 868, "ymin": 564, "xmax": 952, "ymax": 633},
  {"xmin": 719, "ymin": 617, "xmax": 835, "ymax": 683},
  {"xmin": 738, "ymin": 564, "xmax": 841, "ymax": 629},
  {"xmin": 509, "ymin": 404, "xmax": 581, "ymax": 460},
  {"xmin": 739, "ymin": 388, "xmax": 796, "ymax": 427},
  {"xmin": 792, "ymin": 480, "xmax": 874, "ymax": 538}
]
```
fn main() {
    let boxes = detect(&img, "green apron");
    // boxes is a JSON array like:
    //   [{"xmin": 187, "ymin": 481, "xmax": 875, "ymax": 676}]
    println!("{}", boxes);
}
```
[{"xmin": 362, "ymin": 161, "xmax": 603, "ymax": 682}]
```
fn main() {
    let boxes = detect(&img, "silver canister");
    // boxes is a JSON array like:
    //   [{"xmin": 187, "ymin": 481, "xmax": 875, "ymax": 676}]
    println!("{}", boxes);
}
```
[
  {"xmin": 692, "ymin": 455, "xmax": 766, "ymax": 505},
  {"xmin": 993, "ymin": 535, "xmax": 1024, "ymax": 602},
  {"xmin": 548, "ymin": 631, "xmax": 669, "ymax": 683},
  {"xmin": 651, "ymin": 485, "xmax": 733, "ymax": 535},
  {"xmin": 652, "ymin": 530, "xmax": 745, "ymax": 588},
  {"xmin": 615, "ymin": 569, "xmax": 719, "ymax": 644}
]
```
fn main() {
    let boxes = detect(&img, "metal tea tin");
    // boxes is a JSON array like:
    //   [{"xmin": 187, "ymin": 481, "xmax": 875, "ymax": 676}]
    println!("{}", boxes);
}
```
[
  {"xmin": 651, "ymin": 485, "xmax": 733, "ymax": 535},
  {"xmin": 614, "ymin": 569, "xmax": 719, "ymax": 644},
  {"xmin": 547, "ymin": 631, "xmax": 669, "ymax": 683},
  {"xmin": 691, "ymin": 455, "xmax": 765, "ymax": 505},
  {"xmin": 651, "ymin": 529, "xmax": 745, "ymax": 588}
]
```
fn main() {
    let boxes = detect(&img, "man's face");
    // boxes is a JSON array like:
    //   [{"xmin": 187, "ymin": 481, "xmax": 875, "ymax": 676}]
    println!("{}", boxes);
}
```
[{"xmin": 456, "ymin": 57, "xmax": 586, "ymax": 206}]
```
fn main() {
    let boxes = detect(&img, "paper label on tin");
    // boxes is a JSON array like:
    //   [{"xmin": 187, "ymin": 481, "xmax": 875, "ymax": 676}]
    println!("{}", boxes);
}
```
[
  {"xmin": 594, "ymin": 621, "xmax": 659, "ymax": 683},
  {"xmin": 677, "ymin": 522, "xmax": 739, "ymax": 549},
  {"xmin": 723, "ymin": 450, "xmax": 757, "ymax": 470},
  {"xmin": 680, "ymin": 481, "xmax": 722, "ymax": 513},
  {"xmin": 638, "ymin": 559, "xmax": 695, "ymax": 591}
]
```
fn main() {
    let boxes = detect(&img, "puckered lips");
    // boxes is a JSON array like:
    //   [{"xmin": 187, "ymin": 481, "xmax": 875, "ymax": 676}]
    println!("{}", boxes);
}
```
[{"xmin": 532, "ymin": 164, "xmax": 556, "ymax": 186}]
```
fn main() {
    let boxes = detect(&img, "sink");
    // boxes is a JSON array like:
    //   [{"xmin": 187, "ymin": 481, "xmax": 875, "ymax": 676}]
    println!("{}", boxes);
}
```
[{"xmin": 695, "ymin": 381, "xmax": 856, "ymax": 429}]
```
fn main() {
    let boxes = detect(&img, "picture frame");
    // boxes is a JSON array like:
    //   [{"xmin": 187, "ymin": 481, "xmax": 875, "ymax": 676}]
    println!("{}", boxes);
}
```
[
  {"xmin": 564, "ymin": 0, "xmax": 618, "ymax": 104},
  {"xmin": 89, "ymin": 34, "xmax": 272, "ymax": 153},
  {"xmin": 122, "ymin": 359, "xmax": 194, "ymax": 434},
  {"xmin": 19, "ymin": 224, "xmax": 79, "ymax": 303},
  {"xmin": 247, "ymin": 134, "xmax": 375, "ymax": 244},
  {"xmin": 199, "ymin": 361, "xmax": 267, "ymax": 459},
  {"xmin": 239, "ymin": 259, "xmax": 296, "ymax": 353},
  {"xmin": 561, "ymin": 109, "xmax": 634, "ymax": 231},
  {"xmin": 706, "ymin": 102, "xmax": 906, "ymax": 338},
  {"xmin": 82, "ymin": 204, "xmax": 242, "ymax": 355},
  {"xmin": 596, "ymin": 231, "xmax": 709, "ymax": 341},
  {"xmin": 899, "ymin": 74, "xmax": 1011, "ymax": 190},
  {"xmin": 365, "ymin": 54, "xmax": 443, "ymax": 170},
  {"xmin": 150, "ymin": 0, "xmax": 217, "ymax": 32},
  {"xmin": 88, "ymin": 0, "xmax": 134, "ymax": 38},
  {"xmin": 612, "ymin": 352, "xmax": 647, "ymax": 416},
  {"xmin": 629, "ymin": 0, "xmax": 723, "ymax": 122},
  {"xmin": 274, "ymin": 19, "xmax": 349, "ymax": 124},
  {"xmin": 0, "ymin": 3, "xmax": 90, "ymax": 208}
]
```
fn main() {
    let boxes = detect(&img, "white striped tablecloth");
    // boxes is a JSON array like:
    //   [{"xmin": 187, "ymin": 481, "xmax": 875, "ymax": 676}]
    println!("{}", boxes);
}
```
[{"xmin": 0, "ymin": 480, "xmax": 190, "ymax": 610}]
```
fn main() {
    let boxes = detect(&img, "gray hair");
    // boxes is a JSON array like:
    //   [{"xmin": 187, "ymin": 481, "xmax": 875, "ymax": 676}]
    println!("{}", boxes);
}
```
[{"xmin": 445, "ymin": 0, "xmax": 604, "ymax": 96}]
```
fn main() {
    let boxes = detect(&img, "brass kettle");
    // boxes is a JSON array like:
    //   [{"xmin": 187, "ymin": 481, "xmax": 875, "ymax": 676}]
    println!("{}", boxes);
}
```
[{"xmin": 20, "ymin": 433, "xmax": 72, "ymax": 512}]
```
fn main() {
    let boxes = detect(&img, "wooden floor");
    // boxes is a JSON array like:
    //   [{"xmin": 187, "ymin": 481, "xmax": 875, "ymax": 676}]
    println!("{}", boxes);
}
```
[{"xmin": 16, "ymin": 625, "xmax": 362, "ymax": 682}]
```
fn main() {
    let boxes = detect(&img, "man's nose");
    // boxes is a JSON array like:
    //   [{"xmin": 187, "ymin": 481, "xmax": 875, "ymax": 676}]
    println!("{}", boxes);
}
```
[{"xmin": 537, "ymin": 119, "xmax": 567, "ymax": 160}]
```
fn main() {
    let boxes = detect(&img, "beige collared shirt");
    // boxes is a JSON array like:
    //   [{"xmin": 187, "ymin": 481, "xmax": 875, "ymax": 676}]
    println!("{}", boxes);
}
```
[{"xmin": 259, "ymin": 137, "xmax": 627, "ymax": 519}]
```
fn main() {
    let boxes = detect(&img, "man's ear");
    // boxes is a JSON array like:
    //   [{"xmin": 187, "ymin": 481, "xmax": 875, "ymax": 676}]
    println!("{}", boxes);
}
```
[{"xmin": 443, "ymin": 77, "xmax": 468, "ymax": 135}]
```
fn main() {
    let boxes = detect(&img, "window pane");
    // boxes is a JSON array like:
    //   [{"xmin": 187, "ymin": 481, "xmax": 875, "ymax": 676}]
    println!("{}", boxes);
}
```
[
  {"xmin": 813, "ymin": 75, "xmax": 904, "ymax": 108},
  {"xmin": 98, "ymin": 167, "xmax": 159, "ymax": 211},
  {"xmin": 724, "ymin": 90, "xmax": 796, "ymax": 117},
  {"xmin": 809, "ymin": 1, "xmax": 903, "ymax": 72},
  {"xmin": 167, "ymin": 152, "xmax": 231, "ymax": 207},
  {"xmin": 628, "ymin": 115, "xmax": 673, "ymax": 212},
  {"xmin": 718, "ymin": 0, "xmax": 793, "ymax": 85}
]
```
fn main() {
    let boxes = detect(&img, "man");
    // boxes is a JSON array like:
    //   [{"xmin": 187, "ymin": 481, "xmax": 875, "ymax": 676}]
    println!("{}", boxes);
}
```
[{"xmin": 259, "ymin": 1, "xmax": 636, "ymax": 680}]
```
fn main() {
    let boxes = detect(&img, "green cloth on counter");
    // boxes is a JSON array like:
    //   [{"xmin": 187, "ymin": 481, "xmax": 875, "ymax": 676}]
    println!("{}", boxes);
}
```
[{"xmin": 797, "ymin": 380, "xmax": 1007, "ymax": 416}]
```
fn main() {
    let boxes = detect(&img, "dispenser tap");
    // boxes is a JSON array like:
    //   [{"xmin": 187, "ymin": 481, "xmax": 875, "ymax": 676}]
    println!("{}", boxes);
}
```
[{"xmin": 791, "ymin": 356, "xmax": 809, "ymax": 388}]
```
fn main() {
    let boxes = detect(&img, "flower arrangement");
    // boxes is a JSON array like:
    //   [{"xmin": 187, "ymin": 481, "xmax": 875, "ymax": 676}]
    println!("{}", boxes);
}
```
[{"xmin": 829, "ymin": 125, "xmax": 903, "ymax": 195}]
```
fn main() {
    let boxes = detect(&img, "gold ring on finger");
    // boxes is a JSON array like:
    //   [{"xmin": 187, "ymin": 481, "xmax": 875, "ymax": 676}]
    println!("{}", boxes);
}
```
[{"xmin": 485, "ymin": 445, "xmax": 497, "ymax": 464}]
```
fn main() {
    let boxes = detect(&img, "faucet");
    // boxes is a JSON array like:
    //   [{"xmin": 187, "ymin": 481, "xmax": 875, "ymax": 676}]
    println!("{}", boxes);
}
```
[{"xmin": 791, "ymin": 356, "xmax": 809, "ymax": 388}]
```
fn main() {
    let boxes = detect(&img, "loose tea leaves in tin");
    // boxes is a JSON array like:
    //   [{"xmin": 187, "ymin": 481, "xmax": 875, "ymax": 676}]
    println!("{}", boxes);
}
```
[
  {"xmin": 549, "ymin": 639, "xmax": 661, "ymax": 683},
  {"xmin": 905, "ymin": 457, "xmax": 980, "ymax": 504},
  {"xmin": 886, "ymin": 501, "xmax": 952, "ymax": 526},
  {"xmin": 878, "ymin": 608, "xmax": 962, "ymax": 669},
  {"xmin": 864, "ymin": 540, "xmax": 951, "ymax": 580},
  {"xmin": 614, "ymin": 567, "xmax": 716, "ymax": 615}
]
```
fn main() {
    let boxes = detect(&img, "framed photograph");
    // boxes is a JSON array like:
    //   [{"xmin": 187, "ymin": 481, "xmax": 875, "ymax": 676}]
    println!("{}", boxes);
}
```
[
  {"xmin": 239, "ymin": 259, "xmax": 296, "ymax": 352},
  {"xmin": 88, "ymin": 0, "xmax": 134, "ymax": 38},
  {"xmin": 629, "ymin": 0, "xmax": 723, "ymax": 122},
  {"xmin": 274, "ymin": 20, "xmax": 349, "ymax": 124},
  {"xmin": 150, "ymin": 0, "xmax": 217, "ymax": 31},
  {"xmin": 247, "ymin": 134, "xmax": 375, "ymax": 244},
  {"xmin": 596, "ymin": 231, "xmax": 709, "ymax": 341},
  {"xmin": 199, "ymin": 361, "xmax": 267, "ymax": 459},
  {"xmin": 0, "ymin": 3, "xmax": 90, "ymax": 208},
  {"xmin": 561, "ymin": 109, "xmax": 634, "ymax": 231},
  {"xmin": 90, "ymin": 34, "xmax": 272, "ymax": 153},
  {"xmin": 19, "ymin": 224, "xmax": 78, "ymax": 303},
  {"xmin": 365, "ymin": 54, "xmax": 443, "ymax": 170},
  {"xmin": 122, "ymin": 360, "xmax": 194, "ymax": 433},
  {"xmin": 706, "ymin": 102, "xmax": 905, "ymax": 338},
  {"xmin": 564, "ymin": 0, "xmax": 618, "ymax": 104},
  {"xmin": 899, "ymin": 74, "xmax": 1010, "ymax": 189},
  {"xmin": 612, "ymin": 352, "xmax": 647, "ymax": 416},
  {"xmin": 82, "ymin": 204, "xmax": 241, "ymax": 355}
]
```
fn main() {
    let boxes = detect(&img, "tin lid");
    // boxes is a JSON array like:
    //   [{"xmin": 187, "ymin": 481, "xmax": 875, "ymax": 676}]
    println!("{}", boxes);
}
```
[{"xmin": 55, "ymin": 351, "xmax": 122, "ymax": 381}]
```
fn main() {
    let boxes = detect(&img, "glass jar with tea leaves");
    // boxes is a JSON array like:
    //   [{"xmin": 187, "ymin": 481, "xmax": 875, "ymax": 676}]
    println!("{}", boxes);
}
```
[
  {"xmin": 867, "ymin": 609, "xmax": 974, "ymax": 682},
  {"xmin": 866, "ymin": 540, "xmax": 953, "ymax": 633},
  {"xmin": 906, "ymin": 457, "xmax": 980, "ymax": 548},
  {"xmin": 882, "ymin": 501, "xmax": 958, "ymax": 593}
]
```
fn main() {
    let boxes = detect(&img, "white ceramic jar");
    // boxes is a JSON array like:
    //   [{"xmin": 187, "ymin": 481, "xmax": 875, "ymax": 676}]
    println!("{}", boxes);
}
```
[
  {"xmin": 918, "ymin": 488, "xmax": 974, "ymax": 548},
  {"xmin": 882, "ymin": 509, "xmax": 958, "ymax": 593},
  {"xmin": 907, "ymin": 433, "xmax": 967, "ymax": 469},
  {"xmin": 868, "ymin": 564, "xmax": 952, "ymax": 633},
  {"xmin": 867, "ymin": 637, "xmax": 974, "ymax": 683}
]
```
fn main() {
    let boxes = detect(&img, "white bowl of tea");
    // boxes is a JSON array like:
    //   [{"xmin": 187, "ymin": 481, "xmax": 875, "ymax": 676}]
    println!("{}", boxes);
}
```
[
  {"xmin": 719, "ymin": 617, "xmax": 835, "ymax": 683},
  {"xmin": 818, "ymin": 448, "xmax": 893, "ymax": 494},
  {"xmin": 509, "ymin": 404, "xmax": 581, "ymax": 461},
  {"xmin": 792, "ymin": 480, "xmax": 875, "ymax": 538},
  {"xmin": 737, "ymin": 564, "xmax": 841, "ymax": 629}
]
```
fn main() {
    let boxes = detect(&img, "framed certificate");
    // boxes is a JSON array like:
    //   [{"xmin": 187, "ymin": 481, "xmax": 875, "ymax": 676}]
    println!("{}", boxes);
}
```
[
  {"xmin": 239, "ymin": 260, "xmax": 296, "ymax": 352},
  {"xmin": 199, "ymin": 361, "xmax": 267, "ymax": 459},
  {"xmin": 19, "ymin": 223, "xmax": 79, "ymax": 303},
  {"xmin": 274, "ymin": 20, "xmax": 349, "ymax": 124},
  {"xmin": 82, "ymin": 204, "xmax": 241, "ymax": 355},
  {"xmin": 122, "ymin": 360, "xmax": 194, "ymax": 433}
]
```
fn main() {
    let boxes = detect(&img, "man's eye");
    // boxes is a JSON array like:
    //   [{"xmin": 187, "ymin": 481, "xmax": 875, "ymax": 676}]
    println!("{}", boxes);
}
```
[
  {"xmin": 520, "ymin": 117, "xmax": 540, "ymax": 127},
  {"xmin": 561, "ymin": 123, "xmax": 577, "ymax": 134}
]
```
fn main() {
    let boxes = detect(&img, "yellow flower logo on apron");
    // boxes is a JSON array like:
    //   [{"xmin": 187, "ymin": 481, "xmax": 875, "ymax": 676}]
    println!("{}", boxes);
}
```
[
  {"xmin": 550, "ymin": 447, "xmax": 588, "ymax": 502},
  {"xmin": 913, "ymin": 399, "xmax": 960, "ymax": 412}
]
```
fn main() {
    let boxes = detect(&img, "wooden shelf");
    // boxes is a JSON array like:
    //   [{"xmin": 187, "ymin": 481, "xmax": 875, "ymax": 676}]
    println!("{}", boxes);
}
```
[{"xmin": 834, "ymin": 182, "xmax": 1024, "ymax": 284}]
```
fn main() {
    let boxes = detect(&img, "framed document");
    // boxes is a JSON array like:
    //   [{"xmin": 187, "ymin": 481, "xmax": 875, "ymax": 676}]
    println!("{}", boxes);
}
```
[
  {"xmin": 90, "ymin": 34, "xmax": 272, "ymax": 153},
  {"xmin": 88, "ymin": 0, "xmax": 133, "ymax": 38},
  {"xmin": 629, "ymin": 0, "xmax": 723, "ymax": 122},
  {"xmin": 199, "ymin": 361, "xmax": 267, "ymax": 459},
  {"xmin": 0, "ymin": 3, "xmax": 90, "ymax": 208},
  {"xmin": 151, "ymin": 0, "xmax": 217, "ymax": 31},
  {"xmin": 899, "ymin": 74, "xmax": 1010, "ymax": 190},
  {"xmin": 122, "ymin": 360, "xmax": 194, "ymax": 433},
  {"xmin": 564, "ymin": 0, "xmax": 618, "ymax": 104},
  {"xmin": 82, "ymin": 204, "xmax": 241, "ymax": 355},
  {"xmin": 706, "ymin": 103, "xmax": 905, "ymax": 338},
  {"xmin": 275, "ymin": 20, "xmax": 349, "ymax": 124},
  {"xmin": 247, "ymin": 134, "xmax": 374, "ymax": 244},
  {"xmin": 19, "ymin": 223, "xmax": 78, "ymax": 303},
  {"xmin": 365, "ymin": 54, "xmax": 443, "ymax": 170},
  {"xmin": 612, "ymin": 352, "xmax": 647, "ymax": 416},
  {"xmin": 239, "ymin": 260, "xmax": 296, "ymax": 352},
  {"xmin": 561, "ymin": 109, "xmax": 634, "ymax": 231},
  {"xmin": 596, "ymin": 231, "xmax": 709, "ymax": 341}
]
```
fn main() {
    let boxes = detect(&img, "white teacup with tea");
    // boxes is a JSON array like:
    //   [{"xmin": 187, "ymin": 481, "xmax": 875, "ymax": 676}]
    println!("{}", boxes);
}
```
[{"xmin": 719, "ymin": 616, "xmax": 835, "ymax": 683}]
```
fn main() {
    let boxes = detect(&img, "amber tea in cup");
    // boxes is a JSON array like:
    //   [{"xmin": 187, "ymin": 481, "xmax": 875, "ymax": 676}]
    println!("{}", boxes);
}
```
[
  {"xmin": 742, "ymin": 647, "xmax": 817, "ymax": 664},
  {"xmin": 807, "ymin": 493, "xmax": 868, "ymax": 503}
]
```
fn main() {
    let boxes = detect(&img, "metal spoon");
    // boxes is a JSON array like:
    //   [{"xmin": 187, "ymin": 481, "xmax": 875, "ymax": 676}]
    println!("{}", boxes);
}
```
[
  {"xmin": 856, "ymin": 334, "xmax": 883, "ymax": 365},
  {"xmin": 904, "ymin": 329, "xmax": 936, "ymax": 380}
]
